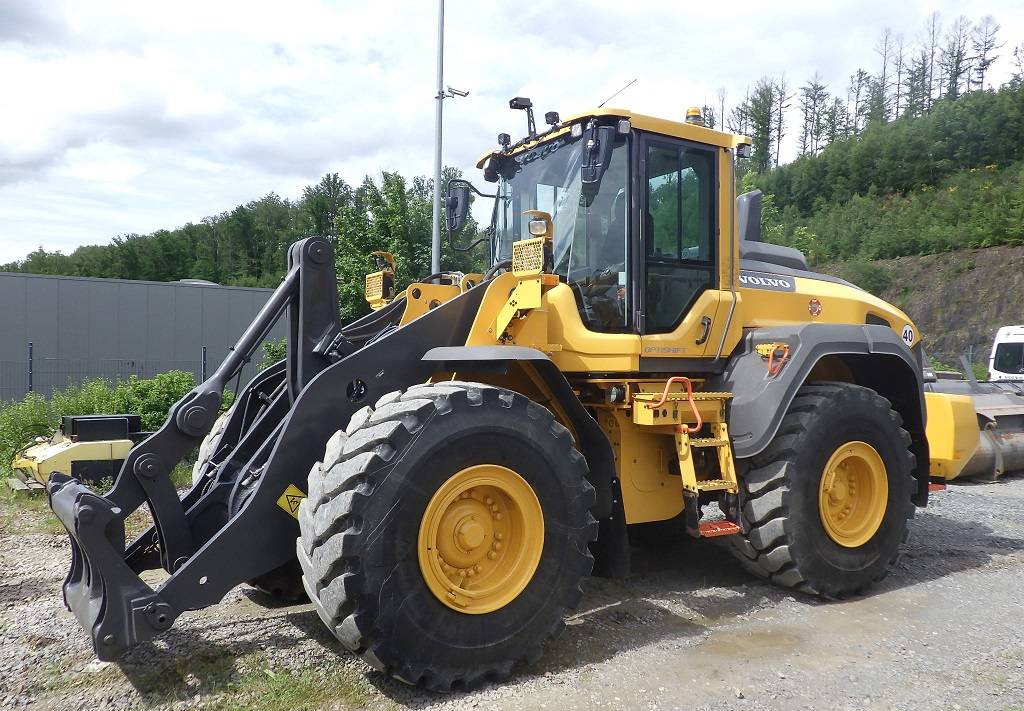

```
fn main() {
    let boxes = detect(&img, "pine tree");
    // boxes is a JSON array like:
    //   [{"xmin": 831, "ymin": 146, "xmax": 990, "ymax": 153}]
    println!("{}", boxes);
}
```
[
  {"xmin": 971, "ymin": 16, "xmax": 1002, "ymax": 90},
  {"xmin": 893, "ymin": 33, "xmax": 906, "ymax": 116},
  {"xmin": 798, "ymin": 75, "xmax": 828, "ymax": 155},
  {"xmin": 871, "ymin": 28, "xmax": 894, "ymax": 123},
  {"xmin": 746, "ymin": 78, "xmax": 776, "ymax": 174},
  {"xmin": 773, "ymin": 75, "xmax": 793, "ymax": 168},
  {"xmin": 922, "ymin": 12, "xmax": 942, "ymax": 108},
  {"xmin": 848, "ymin": 69, "xmax": 871, "ymax": 133},
  {"xmin": 939, "ymin": 16, "xmax": 972, "ymax": 100}
]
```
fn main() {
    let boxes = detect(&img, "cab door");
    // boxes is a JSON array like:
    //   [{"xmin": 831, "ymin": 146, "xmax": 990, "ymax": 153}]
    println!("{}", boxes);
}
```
[{"xmin": 637, "ymin": 134, "xmax": 723, "ymax": 361}]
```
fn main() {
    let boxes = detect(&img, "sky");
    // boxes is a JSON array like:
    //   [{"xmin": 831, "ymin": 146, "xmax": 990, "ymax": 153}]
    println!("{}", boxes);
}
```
[{"xmin": 1, "ymin": 0, "xmax": 1021, "ymax": 264}]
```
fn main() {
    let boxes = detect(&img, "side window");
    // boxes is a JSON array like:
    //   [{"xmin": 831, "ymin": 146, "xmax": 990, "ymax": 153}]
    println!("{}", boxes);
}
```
[{"xmin": 644, "ymin": 141, "xmax": 716, "ymax": 333}]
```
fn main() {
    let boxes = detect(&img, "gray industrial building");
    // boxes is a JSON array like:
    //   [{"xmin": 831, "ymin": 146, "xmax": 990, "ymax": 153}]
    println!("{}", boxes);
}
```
[{"xmin": 0, "ymin": 272, "xmax": 285, "ymax": 401}]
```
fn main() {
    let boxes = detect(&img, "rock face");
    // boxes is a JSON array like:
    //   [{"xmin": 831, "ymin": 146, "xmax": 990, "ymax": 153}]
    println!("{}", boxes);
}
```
[{"xmin": 825, "ymin": 245, "xmax": 1024, "ymax": 367}]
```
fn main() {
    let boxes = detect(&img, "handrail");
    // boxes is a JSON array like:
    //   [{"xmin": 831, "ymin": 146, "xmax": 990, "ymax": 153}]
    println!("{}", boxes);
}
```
[{"xmin": 645, "ymin": 376, "xmax": 703, "ymax": 434}]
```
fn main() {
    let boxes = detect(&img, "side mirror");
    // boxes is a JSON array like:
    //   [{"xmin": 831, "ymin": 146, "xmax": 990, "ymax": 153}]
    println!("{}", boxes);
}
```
[
  {"xmin": 581, "ymin": 124, "xmax": 616, "ymax": 204},
  {"xmin": 445, "ymin": 181, "xmax": 471, "ymax": 234}
]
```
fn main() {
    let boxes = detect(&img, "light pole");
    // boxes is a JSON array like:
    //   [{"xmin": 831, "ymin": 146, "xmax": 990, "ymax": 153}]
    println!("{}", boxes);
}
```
[{"xmin": 430, "ymin": 0, "xmax": 467, "ymax": 274}]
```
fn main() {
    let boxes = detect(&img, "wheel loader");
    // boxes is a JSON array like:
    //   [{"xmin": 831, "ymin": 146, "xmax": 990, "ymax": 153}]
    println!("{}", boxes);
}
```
[{"xmin": 47, "ymin": 101, "xmax": 983, "ymax": 691}]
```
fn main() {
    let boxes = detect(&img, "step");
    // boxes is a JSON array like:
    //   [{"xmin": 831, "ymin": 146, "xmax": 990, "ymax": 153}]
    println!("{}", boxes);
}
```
[
  {"xmin": 634, "ymin": 390, "xmax": 733, "ymax": 403},
  {"xmin": 698, "ymin": 520, "xmax": 741, "ymax": 537},
  {"xmin": 928, "ymin": 481, "xmax": 947, "ymax": 492},
  {"xmin": 689, "ymin": 437, "xmax": 730, "ymax": 447},
  {"xmin": 695, "ymin": 479, "xmax": 736, "ymax": 492}
]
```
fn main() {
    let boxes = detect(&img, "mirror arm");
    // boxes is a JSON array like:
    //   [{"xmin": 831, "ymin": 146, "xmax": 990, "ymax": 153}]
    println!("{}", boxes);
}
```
[{"xmin": 448, "ymin": 236, "xmax": 490, "ymax": 253}]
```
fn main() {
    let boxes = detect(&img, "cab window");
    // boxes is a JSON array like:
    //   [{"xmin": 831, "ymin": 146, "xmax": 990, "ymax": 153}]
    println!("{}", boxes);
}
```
[{"xmin": 644, "ymin": 140, "xmax": 716, "ymax": 333}]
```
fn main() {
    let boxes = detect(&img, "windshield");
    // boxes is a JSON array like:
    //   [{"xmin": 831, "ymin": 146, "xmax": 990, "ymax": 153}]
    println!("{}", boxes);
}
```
[
  {"xmin": 994, "ymin": 342, "xmax": 1024, "ymax": 376},
  {"xmin": 492, "ymin": 132, "xmax": 629, "ymax": 332}
]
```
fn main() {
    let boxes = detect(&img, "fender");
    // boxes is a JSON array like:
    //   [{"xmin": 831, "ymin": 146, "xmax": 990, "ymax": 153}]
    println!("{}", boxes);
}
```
[
  {"xmin": 709, "ymin": 324, "xmax": 930, "ymax": 506},
  {"xmin": 423, "ymin": 345, "xmax": 630, "ymax": 577}
]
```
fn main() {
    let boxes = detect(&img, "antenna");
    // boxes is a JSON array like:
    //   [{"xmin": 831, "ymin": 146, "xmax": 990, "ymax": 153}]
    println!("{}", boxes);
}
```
[{"xmin": 598, "ymin": 78, "xmax": 637, "ymax": 108}]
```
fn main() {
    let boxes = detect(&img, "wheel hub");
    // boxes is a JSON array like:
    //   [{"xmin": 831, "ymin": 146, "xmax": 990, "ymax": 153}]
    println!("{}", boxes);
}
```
[
  {"xmin": 418, "ymin": 464, "xmax": 544, "ymax": 614},
  {"xmin": 818, "ymin": 441, "xmax": 888, "ymax": 548}
]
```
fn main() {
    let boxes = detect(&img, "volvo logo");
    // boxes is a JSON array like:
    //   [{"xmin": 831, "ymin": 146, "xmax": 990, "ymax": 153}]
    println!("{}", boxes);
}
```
[{"xmin": 738, "ymin": 270, "xmax": 795, "ymax": 292}]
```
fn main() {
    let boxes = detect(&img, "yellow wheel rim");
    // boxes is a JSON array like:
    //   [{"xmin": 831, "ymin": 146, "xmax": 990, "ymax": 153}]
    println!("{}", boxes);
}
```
[
  {"xmin": 818, "ymin": 441, "xmax": 889, "ymax": 548},
  {"xmin": 418, "ymin": 464, "xmax": 544, "ymax": 614}
]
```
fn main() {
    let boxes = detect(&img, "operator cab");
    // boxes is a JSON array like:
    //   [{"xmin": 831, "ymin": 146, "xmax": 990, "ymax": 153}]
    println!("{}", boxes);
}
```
[{"xmin": 448, "ymin": 101, "xmax": 747, "ymax": 342}]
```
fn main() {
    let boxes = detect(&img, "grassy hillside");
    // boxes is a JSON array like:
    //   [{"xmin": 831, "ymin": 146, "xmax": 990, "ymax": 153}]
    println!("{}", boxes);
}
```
[
  {"xmin": 824, "ymin": 245, "xmax": 1024, "ymax": 365},
  {"xmin": 758, "ymin": 84, "xmax": 1024, "ymax": 259},
  {"xmin": 764, "ymin": 160, "xmax": 1024, "ymax": 264}
]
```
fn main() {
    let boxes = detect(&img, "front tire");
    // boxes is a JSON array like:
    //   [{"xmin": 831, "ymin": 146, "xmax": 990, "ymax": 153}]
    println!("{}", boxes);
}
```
[
  {"xmin": 729, "ymin": 382, "xmax": 915, "ymax": 598},
  {"xmin": 297, "ymin": 381, "xmax": 597, "ymax": 691}
]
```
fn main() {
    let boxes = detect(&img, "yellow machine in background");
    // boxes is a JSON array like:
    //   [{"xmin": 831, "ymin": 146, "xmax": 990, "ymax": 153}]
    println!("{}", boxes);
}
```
[
  {"xmin": 925, "ymin": 379, "xmax": 1024, "ymax": 482},
  {"xmin": 10, "ymin": 415, "xmax": 144, "ymax": 493}
]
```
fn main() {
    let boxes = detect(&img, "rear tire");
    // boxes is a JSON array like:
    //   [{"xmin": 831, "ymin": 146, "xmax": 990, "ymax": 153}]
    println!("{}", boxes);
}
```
[
  {"xmin": 191, "ymin": 409, "xmax": 232, "ymax": 486},
  {"xmin": 192, "ymin": 405, "xmax": 305, "ymax": 602},
  {"xmin": 729, "ymin": 382, "xmax": 915, "ymax": 598},
  {"xmin": 297, "ymin": 381, "xmax": 597, "ymax": 691}
]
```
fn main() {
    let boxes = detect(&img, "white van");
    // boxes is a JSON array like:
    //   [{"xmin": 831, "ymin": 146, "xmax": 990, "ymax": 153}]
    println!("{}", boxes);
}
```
[{"xmin": 990, "ymin": 325, "xmax": 1024, "ymax": 380}]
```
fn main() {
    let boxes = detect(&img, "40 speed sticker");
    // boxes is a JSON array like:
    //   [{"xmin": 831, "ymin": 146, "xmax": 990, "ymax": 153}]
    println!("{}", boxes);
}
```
[{"xmin": 901, "ymin": 324, "xmax": 915, "ymax": 346}]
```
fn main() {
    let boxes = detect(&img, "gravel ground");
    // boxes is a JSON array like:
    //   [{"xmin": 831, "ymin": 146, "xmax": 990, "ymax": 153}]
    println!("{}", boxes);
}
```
[{"xmin": 2, "ymin": 477, "xmax": 1023, "ymax": 711}]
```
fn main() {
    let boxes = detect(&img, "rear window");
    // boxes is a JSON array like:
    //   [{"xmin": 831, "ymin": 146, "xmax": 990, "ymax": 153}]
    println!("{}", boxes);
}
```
[{"xmin": 993, "ymin": 342, "xmax": 1024, "ymax": 374}]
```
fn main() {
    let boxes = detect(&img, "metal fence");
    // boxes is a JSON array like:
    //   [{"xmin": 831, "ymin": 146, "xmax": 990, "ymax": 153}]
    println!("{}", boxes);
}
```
[
  {"xmin": 0, "ymin": 272, "xmax": 287, "ymax": 403},
  {"xmin": 927, "ymin": 343, "xmax": 992, "ymax": 376},
  {"xmin": 0, "ymin": 348, "xmax": 272, "ymax": 402}
]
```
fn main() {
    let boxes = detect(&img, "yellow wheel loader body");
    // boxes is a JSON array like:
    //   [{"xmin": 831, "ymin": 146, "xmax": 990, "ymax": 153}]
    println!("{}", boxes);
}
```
[{"xmin": 44, "ymin": 100, "xmax": 1002, "ymax": 691}]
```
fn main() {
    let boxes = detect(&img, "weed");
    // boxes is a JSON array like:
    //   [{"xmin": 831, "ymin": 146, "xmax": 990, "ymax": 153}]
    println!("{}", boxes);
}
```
[
  {"xmin": 209, "ymin": 658, "xmax": 379, "ymax": 711},
  {"xmin": 0, "ymin": 488, "xmax": 64, "ymax": 536}
]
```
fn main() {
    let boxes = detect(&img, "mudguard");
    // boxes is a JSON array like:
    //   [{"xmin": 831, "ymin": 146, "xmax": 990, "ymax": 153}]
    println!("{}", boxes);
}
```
[
  {"xmin": 709, "ymin": 324, "xmax": 930, "ymax": 505},
  {"xmin": 423, "ymin": 345, "xmax": 630, "ymax": 577}
]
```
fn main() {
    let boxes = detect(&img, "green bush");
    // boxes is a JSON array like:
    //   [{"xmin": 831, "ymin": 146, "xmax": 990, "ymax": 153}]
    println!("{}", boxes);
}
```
[
  {"xmin": 260, "ymin": 337, "xmax": 287, "ymax": 370},
  {"xmin": 110, "ymin": 371, "xmax": 198, "ymax": 430},
  {"xmin": 0, "ymin": 392, "xmax": 54, "ymax": 469},
  {"xmin": 0, "ymin": 370, "xmax": 235, "ymax": 474},
  {"xmin": 838, "ymin": 261, "xmax": 894, "ymax": 297}
]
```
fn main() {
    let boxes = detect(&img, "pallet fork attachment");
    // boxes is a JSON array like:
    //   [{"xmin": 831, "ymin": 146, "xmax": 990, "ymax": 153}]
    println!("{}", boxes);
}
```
[{"xmin": 48, "ymin": 237, "xmax": 494, "ymax": 661}]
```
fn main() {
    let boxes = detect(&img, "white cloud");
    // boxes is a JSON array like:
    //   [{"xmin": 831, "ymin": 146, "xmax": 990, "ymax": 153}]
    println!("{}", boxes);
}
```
[{"xmin": 1, "ymin": 0, "xmax": 1021, "ymax": 262}]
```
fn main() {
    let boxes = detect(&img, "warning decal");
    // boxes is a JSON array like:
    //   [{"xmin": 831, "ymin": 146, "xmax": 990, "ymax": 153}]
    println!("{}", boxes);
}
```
[{"xmin": 276, "ymin": 483, "xmax": 307, "ymax": 519}]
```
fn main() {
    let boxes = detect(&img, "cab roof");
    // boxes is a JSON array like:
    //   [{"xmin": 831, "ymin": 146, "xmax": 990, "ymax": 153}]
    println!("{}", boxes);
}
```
[{"xmin": 475, "ymin": 106, "xmax": 751, "ymax": 168}]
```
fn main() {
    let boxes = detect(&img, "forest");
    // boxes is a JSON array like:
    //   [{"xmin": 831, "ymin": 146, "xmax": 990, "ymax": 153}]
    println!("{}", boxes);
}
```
[
  {"xmin": 3, "ymin": 9, "xmax": 1022, "ymax": 316},
  {"xmin": 1, "ymin": 167, "xmax": 483, "ymax": 321},
  {"xmin": 717, "ymin": 11, "xmax": 1024, "ymax": 263}
]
